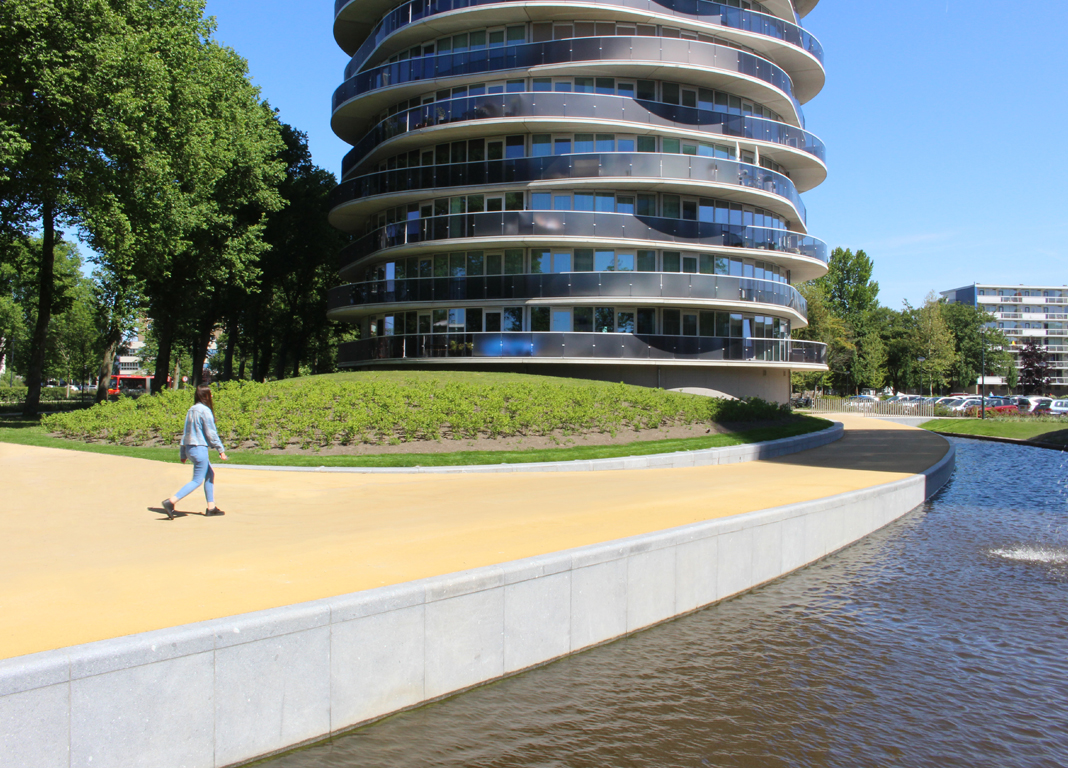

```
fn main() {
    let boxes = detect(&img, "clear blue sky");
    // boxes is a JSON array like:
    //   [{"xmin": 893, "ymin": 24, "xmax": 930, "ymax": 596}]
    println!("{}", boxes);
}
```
[{"xmin": 203, "ymin": 0, "xmax": 1068, "ymax": 309}]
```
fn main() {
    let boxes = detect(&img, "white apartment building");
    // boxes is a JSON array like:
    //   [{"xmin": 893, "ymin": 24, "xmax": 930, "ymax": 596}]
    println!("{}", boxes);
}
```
[{"xmin": 941, "ymin": 283, "xmax": 1068, "ymax": 391}]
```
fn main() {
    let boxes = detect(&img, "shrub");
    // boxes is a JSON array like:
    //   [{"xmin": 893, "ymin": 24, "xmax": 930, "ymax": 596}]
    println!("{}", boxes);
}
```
[{"xmin": 42, "ymin": 375, "xmax": 793, "ymax": 449}]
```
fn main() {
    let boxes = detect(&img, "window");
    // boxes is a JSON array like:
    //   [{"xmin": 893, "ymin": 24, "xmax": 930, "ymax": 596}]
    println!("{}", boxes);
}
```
[
  {"xmin": 637, "ymin": 308, "xmax": 656, "ymax": 334},
  {"xmin": 531, "ymin": 192, "xmax": 552, "ymax": 210},
  {"xmin": 637, "ymin": 250, "xmax": 657, "ymax": 272},
  {"xmin": 506, "ymin": 135, "xmax": 525, "ymax": 159},
  {"xmin": 575, "ymin": 133, "xmax": 595, "ymax": 153},
  {"xmin": 574, "ymin": 192, "xmax": 595, "ymax": 211},
  {"xmin": 663, "ymin": 309, "xmax": 681, "ymax": 335},
  {"xmin": 700, "ymin": 312, "xmax": 716, "ymax": 337},
  {"xmin": 532, "ymin": 134, "xmax": 551, "ymax": 157},
  {"xmin": 574, "ymin": 249, "xmax": 594, "ymax": 271},
  {"xmin": 530, "ymin": 307, "xmax": 550, "ymax": 331},
  {"xmin": 637, "ymin": 194, "xmax": 657, "ymax": 216},
  {"xmin": 505, "ymin": 192, "xmax": 524, "ymax": 211},
  {"xmin": 617, "ymin": 311, "xmax": 635, "ymax": 333},
  {"xmin": 662, "ymin": 251, "xmax": 681, "ymax": 272},
  {"xmin": 432, "ymin": 308, "xmax": 448, "ymax": 333},
  {"xmin": 507, "ymin": 26, "xmax": 526, "ymax": 44},
  {"xmin": 485, "ymin": 311, "xmax": 502, "ymax": 332},
  {"xmin": 554, "ymin": 136, "xmax": 572, "ymax": 155},
  {"xmin": 596, "ymin": 134, "xmax": 615, "ymax": 152},
  {"xmin": 595, "ymin": 307, "xmax": 615, "ymax": 333},
  {"xmin": 637, "ymin": 80, "xmax": 656, "ymax": 101},
  {"xmin": 595, "ymin": 249, "xmax": 615, "ymax": 271},
  {"xmin": 617, "ymin": 252, "xmax": 635, "ymax": 272},
  {"xmin": 503, "ymin": 306, "xmax": 523, "ymax": 330},
  {"xmin": 637, "ymin": 136, "xmax": 656, "ymax": 153},
  {"xmin": 466, "ymin": 308, "xmax": 483, "ymax": 332},
  {"xmin": 552, "ymin": 252, "xmax": 572, "ymax": 273},
  {"xmin": 574, "ymin": 307, "xmax": 594, "ymax": 332},
  {"xmin": 553, "ymin": 193, "xmax": 572, "ymax": 211},
  {"xmin": 533, "ymin": 77, "xmax": 552, "ymax": 92},
  {"xmin": 531, "ymin": 249, "xmax": 550, "ymax": 273},
  {"xmin": 662, "ymin": 195, "xmax": 681, "ymax": 219},
  {"xmin": 551, "ymin": 309, "xmax": 571, "ymax": 332},
  {"xmin": 575, "ymin": 77, "xmax": 594, "ymax": 93}
]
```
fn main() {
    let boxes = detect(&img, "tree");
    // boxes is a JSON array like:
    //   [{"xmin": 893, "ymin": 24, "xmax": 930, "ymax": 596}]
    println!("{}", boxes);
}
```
[
  {"xmin": 817, "ymin": 248, "xmax": 879, "ymax": 322},
  {"xmin": 1005, "ymin": 354, "xmax": 1019, "ymax": 392},
  {"xmin": 0, "ymin": 0, "xmax": 232, "ymax": 415},
  {"xmin": 1018, "ymin": 341, "xmax": 1052, "ymax": 395},
  {"xmin": 793, "ymin": 281, "xmax": 852, "ymax": 394},
  {"xmin": 911, "ymin": 292, "xmax": 957, "ymax": 395},
  {"xmin": 940, "ymin": 302, "xmax": 1009, "ymax": 392},
  {"xmin": 229, "ymin": 124, "xmax": 348, "ymax": 382}
]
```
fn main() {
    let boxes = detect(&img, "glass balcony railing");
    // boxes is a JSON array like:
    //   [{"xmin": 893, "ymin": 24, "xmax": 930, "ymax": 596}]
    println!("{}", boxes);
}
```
[
  {"xmin": 337, "ymin": 211, "xmax": 828, "ymax": 270},
  {"xmin": 341, "ymin": 93, "xmax": 825, "ymax": 180},
  {"xmin": 328, "ymin": 272, "xmax": 808, "ymax": 315},
  {"xmin": 332, "ymin": 37, "xmax": 802, "ymax": 129},
  {"xmin": 332, "ymin": 153, "xmax": 806, "ymax": 223},
  {"xmin": 338, "ymin": 332, "xmax": 827, "ymax": 366},
  {"xmin": 346, "ymin": 0, "xmax": 824, "ymax": 78}
]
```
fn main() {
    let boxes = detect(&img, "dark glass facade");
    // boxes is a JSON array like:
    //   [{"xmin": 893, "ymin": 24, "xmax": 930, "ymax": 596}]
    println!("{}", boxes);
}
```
[{"xmin": 329, "ymin": 0, "xmax": 828, "ymax": 386}]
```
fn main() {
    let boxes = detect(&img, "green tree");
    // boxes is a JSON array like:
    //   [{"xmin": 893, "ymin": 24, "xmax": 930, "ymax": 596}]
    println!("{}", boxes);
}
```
[
  {"xmin": 817, "ymin": 248, "xmax": 879, "ymax": 322},
  {"xmin": 229, "ymin": 124, "xmax": 347, "ymax": 382},
  {"xmin": 911, "ymin": 292, "xmax": 957, "ymax": 395},
  {"xmin": 1005, "ymin": 353, "xmax": 1019, "ymax": 392},
  {"xmin": 48, "ymin": 279, "xmax": 99, "ymax": 393},
  {"xmin": 793, "ymin": 281, "xmax": 851, "ymax": 395},
  {"xmin": 940, "ymin": 302, "xmax": 1009, "ymax": 393}
]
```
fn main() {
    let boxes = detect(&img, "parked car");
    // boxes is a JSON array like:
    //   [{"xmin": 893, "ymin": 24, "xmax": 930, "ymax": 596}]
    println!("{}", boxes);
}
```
[
  {"xmin": 1047, "ymin": 400, "xmax": 1068, "ymax": 416},
  {"xmin": 949, "ymin": 398, "xmax": 983, "ymax": 414},
  {"xmin": 1017, "ymin": 396, "xmax": 1054, "ymax": 414},
  {"xmin": 845, "ymin": 395, "xmax": 879, "ymax": 410}
]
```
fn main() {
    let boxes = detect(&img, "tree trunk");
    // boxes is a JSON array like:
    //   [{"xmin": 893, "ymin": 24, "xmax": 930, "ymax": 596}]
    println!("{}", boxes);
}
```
[
  {"xmin": 191, "ymin": 321, "xmax": 212, "ymax": 387},
  {"xmin": 152, "ymin": 320, "xmax": 174, "ymax": 394},
  {"xmin": 23, "ymin": 199, "xmax": 56, "ymax": 417},
  {"xmin": 94, "ymin": 336, "xmax": 120, "ymax": 404},
  {"xmin": 273, "ymin": 333, "xmax": 289, "ymax": 381},
  {"xmin": 223, "ymin": 319, "xmax": 237, "ymax": 381}
]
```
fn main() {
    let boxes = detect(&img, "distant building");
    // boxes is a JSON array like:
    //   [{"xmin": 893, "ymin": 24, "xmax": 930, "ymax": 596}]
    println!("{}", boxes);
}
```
[{"xmin": 941, "ymin": 283, "xmax": 1068, "ymax": 392}]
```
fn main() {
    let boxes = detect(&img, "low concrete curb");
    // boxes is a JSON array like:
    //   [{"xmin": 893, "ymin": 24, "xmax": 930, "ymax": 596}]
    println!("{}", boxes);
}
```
[
  {"xmin": 0, "ymin": 436, "xmax": 954, "ymax": 768},
  {"xmin": 927, "ymin": 430, "xmax": 1067, "ymax": 452},
  {"xmin": 224, "ymin": 422, "xmax": 844, "ymax": 474}
]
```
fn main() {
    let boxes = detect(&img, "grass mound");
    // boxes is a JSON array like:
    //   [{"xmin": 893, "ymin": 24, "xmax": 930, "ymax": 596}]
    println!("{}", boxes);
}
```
[{"xmin": 42, "ymin": 370, "xmax": 793, "ymax": 451}]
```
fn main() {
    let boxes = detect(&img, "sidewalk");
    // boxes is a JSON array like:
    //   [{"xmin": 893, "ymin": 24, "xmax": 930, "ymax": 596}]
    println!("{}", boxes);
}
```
[{"xmin": 0, "ymin": 415, "xmax": 948, "ymax": 660}]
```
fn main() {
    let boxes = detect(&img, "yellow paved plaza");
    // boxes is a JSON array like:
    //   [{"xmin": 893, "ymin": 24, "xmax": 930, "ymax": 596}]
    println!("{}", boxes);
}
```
[{"xmin": 0, "ymin": 416, "xmax": 947, "ymax": 660}]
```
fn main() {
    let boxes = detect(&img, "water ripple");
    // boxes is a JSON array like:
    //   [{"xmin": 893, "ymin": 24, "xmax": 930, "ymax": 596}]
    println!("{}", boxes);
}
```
[{"xmin": 265, "ymin": 438, "xmax": 1068, "ymax": 768}]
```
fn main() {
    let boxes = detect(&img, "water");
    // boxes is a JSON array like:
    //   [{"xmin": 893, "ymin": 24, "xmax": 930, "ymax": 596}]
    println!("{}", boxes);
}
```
[{"xmin": 265, "ymin": 439, "xmax": 1068, "ymax": 768}]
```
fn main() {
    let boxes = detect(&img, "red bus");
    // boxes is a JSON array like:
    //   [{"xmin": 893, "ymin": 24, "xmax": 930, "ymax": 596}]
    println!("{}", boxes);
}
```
[{"xmin": 107, "ymin": 374, "xmax": 152, "ymax": 397}]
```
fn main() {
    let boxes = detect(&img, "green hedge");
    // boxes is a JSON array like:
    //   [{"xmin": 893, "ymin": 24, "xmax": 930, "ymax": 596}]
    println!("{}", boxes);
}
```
[{"xmin": 42, "ymin": 376, "xmax": 791, "ymax": 449}]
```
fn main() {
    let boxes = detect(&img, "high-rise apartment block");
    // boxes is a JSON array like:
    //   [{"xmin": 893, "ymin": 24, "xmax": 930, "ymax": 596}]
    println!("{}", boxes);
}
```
[
  {"xmin": 329, "ymin": 0, "xmax": 829, "ymax": 400},
  {"xmin": 942, "ymin": 283, "xmax": 1068, "ymax": 391}
]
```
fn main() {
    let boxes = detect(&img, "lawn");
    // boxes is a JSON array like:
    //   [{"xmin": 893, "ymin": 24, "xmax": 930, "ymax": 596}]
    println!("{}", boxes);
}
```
[
  {"xmin": 0, "ymin": 415, "xmax": 832, "ymax": 468},
  {"xmin": 920, "ymin": 418, "xmax": 1068, "ymax": 447}
]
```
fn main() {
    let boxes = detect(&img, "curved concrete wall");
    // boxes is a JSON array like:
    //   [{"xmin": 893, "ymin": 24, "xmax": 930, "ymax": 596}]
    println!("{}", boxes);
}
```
[{"xmin": 0, "ymin": 440, "xmax": 954, "ymax": 768}]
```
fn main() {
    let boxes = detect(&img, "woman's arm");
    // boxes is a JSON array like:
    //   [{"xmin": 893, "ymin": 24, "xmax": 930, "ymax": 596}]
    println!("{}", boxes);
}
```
[{"xmin": 203, "ymin": 408, "xmax": 227, "ymax": 457}]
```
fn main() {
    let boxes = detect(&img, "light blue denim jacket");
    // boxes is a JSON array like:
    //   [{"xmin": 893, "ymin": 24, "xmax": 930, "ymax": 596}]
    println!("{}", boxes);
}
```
[{"xmin": 179, "ymin": 403, "xmax": 225, "ymax": 461}]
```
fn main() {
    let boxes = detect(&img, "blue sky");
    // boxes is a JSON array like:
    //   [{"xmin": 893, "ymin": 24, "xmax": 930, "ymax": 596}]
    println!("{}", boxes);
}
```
[{"xmin": 203, "ymin": 0, "xmax": 1068, "ymax": 309}]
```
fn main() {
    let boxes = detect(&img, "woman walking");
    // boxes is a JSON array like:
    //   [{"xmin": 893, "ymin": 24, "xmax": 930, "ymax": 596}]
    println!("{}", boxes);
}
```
[{"xmin": 162, "ymin": 385, "xmax": 228, "ymax": 519}]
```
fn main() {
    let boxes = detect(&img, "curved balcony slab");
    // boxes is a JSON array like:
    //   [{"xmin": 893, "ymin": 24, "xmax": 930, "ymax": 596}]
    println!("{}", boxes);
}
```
[
  {"xmin": 330, "ymin": 153, "xmax": 806, "ymax": 229},
  {"xmin": 332, "ymin": 37, "xmax": 804, "ymax": 141},
  {"xmin": 335, "ymin": 212, "xmax": 827, "ymax": 281},
  {"xmin": 347, "ymin": 0, "xmax": 824, "ymax": 100},
  {"xmin": 341, "ymin": 93, "xmax": 826, "ymax": 189},
  {"xmin": 337, "ymin": 332, "xmax": 828, "ymax": 368},
  {"xmin": 327, "ymin": 272, "xmax": 809, "ymax": 322}
]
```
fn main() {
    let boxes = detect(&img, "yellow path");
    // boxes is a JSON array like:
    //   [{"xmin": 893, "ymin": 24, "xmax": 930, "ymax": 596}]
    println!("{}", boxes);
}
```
[{"xmin": 0, "ymin": 416, "xmax": 947, "ymax": 660}]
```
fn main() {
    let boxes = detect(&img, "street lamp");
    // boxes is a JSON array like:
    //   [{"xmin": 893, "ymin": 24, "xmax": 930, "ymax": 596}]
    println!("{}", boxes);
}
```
[{"xmin": 980, "ymin": 326, "xmax": 986, "ymax": 420}]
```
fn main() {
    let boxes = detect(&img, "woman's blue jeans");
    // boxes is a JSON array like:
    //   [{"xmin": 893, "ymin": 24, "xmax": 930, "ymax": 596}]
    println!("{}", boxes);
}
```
[{"xmin": 175, "ymin": 446, "xmax": 214, "ymax": 504}]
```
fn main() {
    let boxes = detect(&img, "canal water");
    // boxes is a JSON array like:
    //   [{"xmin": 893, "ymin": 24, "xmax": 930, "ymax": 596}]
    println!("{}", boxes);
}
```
[{"xmin": 264, "ymin": 438, "xmax": 1068, "ymax": 767}]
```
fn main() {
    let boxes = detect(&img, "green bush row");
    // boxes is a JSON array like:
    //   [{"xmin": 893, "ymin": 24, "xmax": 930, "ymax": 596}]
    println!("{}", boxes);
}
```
[{"xmin": 42, "ymin": 377, "xmax": 791, "ymax": 449}]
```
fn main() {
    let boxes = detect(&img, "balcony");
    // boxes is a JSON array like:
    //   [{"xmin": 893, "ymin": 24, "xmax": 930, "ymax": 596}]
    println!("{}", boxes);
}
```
[
  {"xmin": 342, "ymin": 92, "xmax": 826, "ymax": 181},
  {"xmin": 332, "ymin": 36, "xmax": 804, "ymax": 139},
  {"xmin": 346, "ymin": 0, "xmax": 825, "ymax": 79},
  {"xmin": 328, "ymin": 271, "xmax": 809, "ymax": 316},
  {"xmin": 335, "ymin": 211, "xmax": 828, "ymax": 275},
  {"xmin": 330, "ymin": 153, "xmax": 806, "ymax": 225},
  {"xmin": 339, "ymin": 332, "xmax": 827, "ymax": 366}
]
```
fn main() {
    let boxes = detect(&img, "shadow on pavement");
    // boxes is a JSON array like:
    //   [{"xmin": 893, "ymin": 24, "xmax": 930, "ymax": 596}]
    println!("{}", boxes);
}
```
[{"xmin": 764, "ymin": 427, "xmax": 950, "ymax": 475}]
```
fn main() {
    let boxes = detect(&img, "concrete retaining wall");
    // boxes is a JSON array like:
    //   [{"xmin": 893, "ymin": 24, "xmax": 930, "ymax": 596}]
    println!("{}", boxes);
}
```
[{"xmin": 0, "ymin": 441, "xmax": 955, "ymax": 768}]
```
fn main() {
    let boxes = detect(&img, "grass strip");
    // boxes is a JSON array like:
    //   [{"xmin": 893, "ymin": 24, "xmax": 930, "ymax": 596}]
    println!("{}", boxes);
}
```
[
  {"xmin": 0, "ymin": 416, "xmax": 832, "ymax": 468},
  {"xmin": 920, "ymin": 418, "xmax": 1068, "ymax": 446}
]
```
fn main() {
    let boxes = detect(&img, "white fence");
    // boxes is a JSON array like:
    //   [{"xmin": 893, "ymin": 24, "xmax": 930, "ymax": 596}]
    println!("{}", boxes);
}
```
[{"xmin": 809, "ymin": 398, "xmax": 938, "ymax": 419}]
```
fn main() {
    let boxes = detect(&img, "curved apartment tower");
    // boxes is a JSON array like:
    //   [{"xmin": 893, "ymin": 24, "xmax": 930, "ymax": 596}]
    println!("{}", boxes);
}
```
[{"xmin": 329, "ymin": 0, "xmax": 828, "ymax": 400}]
